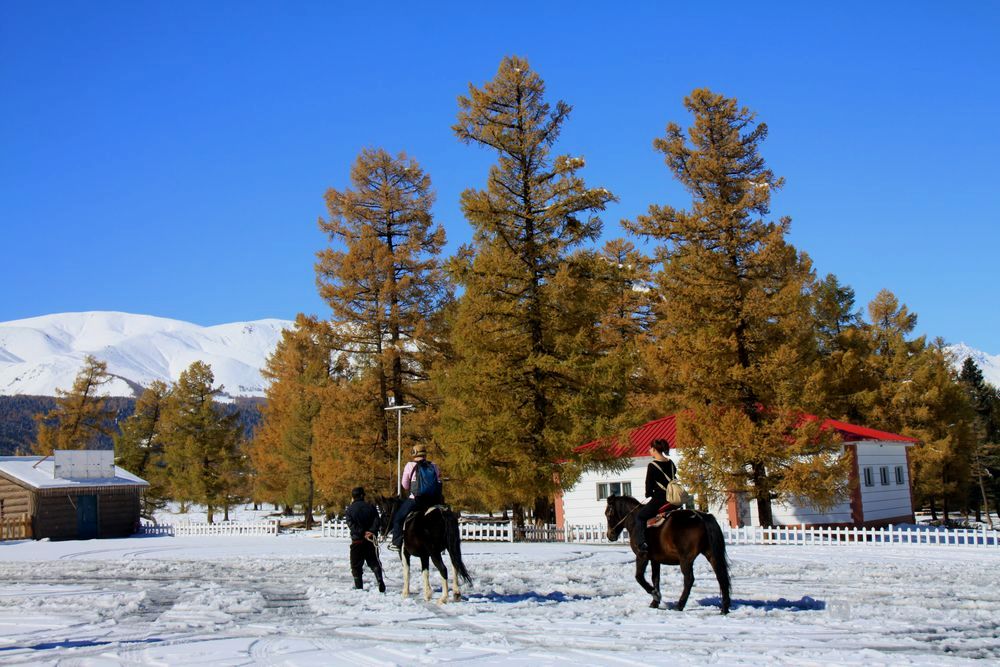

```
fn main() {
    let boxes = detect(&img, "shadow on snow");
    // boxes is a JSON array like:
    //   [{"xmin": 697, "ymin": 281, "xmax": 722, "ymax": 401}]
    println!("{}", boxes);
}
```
[
  {"xmin": 0, "ymin": 637, "xmax": 167, "ymax": 652},
  {"xmin": 695, "ymin": 595, "xmax": 825, "ymax": 612},
  {"xmin": 467, "ymin": 591, "xmax": 596, "ymax": 604}
]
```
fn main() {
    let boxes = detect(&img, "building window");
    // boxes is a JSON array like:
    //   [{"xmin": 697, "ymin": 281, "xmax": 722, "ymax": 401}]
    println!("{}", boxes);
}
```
[
  {"xmin": 880, "ymin": 466, "xmax": 889, "ymax": 486},
  {"xmin": 895, "ymin": 465, "xmax": 905, "ymax": 485},
  {"xmin": 863, "ymin": 467, "xmax": 874, "ymax": 487},
  {"xmin": 597, "ymin": 481, "xmax": 632, "ymax": 500}
]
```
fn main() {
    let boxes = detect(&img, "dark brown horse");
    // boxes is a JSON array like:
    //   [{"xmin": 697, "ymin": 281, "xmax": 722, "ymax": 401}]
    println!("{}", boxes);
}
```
[
  {"xmin": 605, "ymin": 495, "xmax": 731, "ymax": 614},
  {"xmin": 376, "ymin": 495, "xmax": 472, "ymax": 604}
]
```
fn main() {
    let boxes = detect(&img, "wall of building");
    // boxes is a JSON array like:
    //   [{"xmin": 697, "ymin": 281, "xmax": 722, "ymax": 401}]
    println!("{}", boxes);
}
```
[
  {"xmin": 33, "ymin": 488, "xmax": 141, "ymax": 540},
  {"xmin": 0, "ymin": 474, "xmax": 32, "ymax": 519},
  {"xmin": 855, "ymin": 441, "xmax": 914, "ymax": 524}
]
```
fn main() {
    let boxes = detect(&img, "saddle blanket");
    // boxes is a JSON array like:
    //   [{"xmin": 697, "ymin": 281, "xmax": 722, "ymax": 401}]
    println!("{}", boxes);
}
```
[{"xmin": 646, "ymin": 504, "xmax": 681, "ymax": 528}]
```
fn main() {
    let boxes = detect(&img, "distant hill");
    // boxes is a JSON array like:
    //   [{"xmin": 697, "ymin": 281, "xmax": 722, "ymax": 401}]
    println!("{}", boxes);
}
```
[
  {"xmin": 0, "ymin": 311, "xmax": 293, "ymax": 399},
  {"xmin": 946, "ymin": 343, "xmax": 1000, "ymax": 388},
  {"xmin": 0, "ymin": 395, "xmax": 265, "ymax": 456}
]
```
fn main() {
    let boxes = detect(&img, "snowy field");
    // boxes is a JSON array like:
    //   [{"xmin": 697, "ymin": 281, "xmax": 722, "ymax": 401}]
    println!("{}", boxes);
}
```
[{"xmin": 1, "ymin": 534, "xmax": 999, "ymax": 666}]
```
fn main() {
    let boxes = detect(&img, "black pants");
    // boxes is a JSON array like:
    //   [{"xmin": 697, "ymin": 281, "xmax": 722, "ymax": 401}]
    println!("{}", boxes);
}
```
[
  {"xmin": 350, "ymin": 539, "xmax": 383, "ymax": 585},
  {"xmin": 633, "ymin": 497, "xmax": 666, "ymax": 545}
]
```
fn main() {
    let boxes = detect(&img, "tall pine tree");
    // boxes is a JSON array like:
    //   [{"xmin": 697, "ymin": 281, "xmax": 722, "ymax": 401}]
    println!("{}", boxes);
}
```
[
  {"xmin": 625, "ymin": 89, "xmax": 846, "ymax": 526},
  {"xmin": 315, "ymin": 148, "xmax": 448, "ymax": 492},
  {"xmin": 250, "ymin": 315, "xmax": 338, "ymax": 528},
  {"xmin": 437, "ymin": 56, "xmax": 615, "ymax": 522},
  {"xmin": 161, "ymin": 361, "xmax": 245, "ymax": 523},
  {"xmin": 114, "ymin": 380, "xmax": 170, "ymax": 518},
  {"xmin": 33, "ymin": 355, "xmax": 117, "ymax": 455}
]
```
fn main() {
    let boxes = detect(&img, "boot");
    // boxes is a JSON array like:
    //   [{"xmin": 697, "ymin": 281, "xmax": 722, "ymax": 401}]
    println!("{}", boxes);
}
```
[
  {"xmin": 353, "ymin": 575, "xmax": 364, "ymax": 590},
  {"xmin": 375, "ymin": 571, "xmax": 386, "ymax": 593}
]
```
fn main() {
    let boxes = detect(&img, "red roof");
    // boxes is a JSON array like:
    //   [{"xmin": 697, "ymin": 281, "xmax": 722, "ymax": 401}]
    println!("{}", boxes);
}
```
[{"xmin": 575, "ymin": 413, "xmax": 916, "ymax": 459}]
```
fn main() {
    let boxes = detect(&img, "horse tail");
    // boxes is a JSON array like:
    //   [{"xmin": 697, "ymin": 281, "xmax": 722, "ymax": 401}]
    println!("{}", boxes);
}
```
[
  {"xmin": 702, "ymin": 512, "xmax": 732, "ymax": 607},
  {"xmin": 444, "ymin": 511, "xmax": 473, "ymax": 585}
]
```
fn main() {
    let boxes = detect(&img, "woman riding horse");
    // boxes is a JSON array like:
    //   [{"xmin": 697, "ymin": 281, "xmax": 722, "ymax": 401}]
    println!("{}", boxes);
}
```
[
  {"xmin": 376, "ymin": 494, "xmax": 472, "ymax": 604},
  {"xmin": 606, "ymin": 494, "xmax": 731, "ymax": 614}
]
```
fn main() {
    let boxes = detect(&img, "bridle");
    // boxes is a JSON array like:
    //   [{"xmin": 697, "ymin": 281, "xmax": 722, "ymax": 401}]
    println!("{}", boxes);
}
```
[{"xmin": 608, "ymin": 499, "xmax": 643, "ymax": 536}]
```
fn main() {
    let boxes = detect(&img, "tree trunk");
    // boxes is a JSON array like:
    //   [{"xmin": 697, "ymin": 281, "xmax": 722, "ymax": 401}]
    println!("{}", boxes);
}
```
[
  {"xmin": 751, "ymin": 462, "xmax": 774, "ymax": 527},
  {"xmin": 930, "ymin": 498, "xmax": 938, "ymax": 521},
  {"xmin": 305, "ymin": 476, "xmax": 315, "ymax": 530},
  {"xmin": 533, "ymin": 496, "xmax": 552, "ymax": 526},
  {"xmin": 207, "ymin": 505, "xmax": 215, "ymax": 524}
]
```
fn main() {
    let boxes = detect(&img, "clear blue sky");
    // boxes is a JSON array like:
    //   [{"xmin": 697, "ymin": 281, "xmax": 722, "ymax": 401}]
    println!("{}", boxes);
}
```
[{"xmin": 2, "ymin": 2, "xmax": 998, "ymax": 351}]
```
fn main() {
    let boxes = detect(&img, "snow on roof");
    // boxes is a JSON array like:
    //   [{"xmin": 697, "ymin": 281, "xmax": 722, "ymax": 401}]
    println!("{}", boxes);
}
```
[
  {"xmin": 0, "ymin": 456, "xmax": 148, "ymax": 490},
  {"xmin": 576, "ymin": 413, "xmax": 917, "ymax": 459}
]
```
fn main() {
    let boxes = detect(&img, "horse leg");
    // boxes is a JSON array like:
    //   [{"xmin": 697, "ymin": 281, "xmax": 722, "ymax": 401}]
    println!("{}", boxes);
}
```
[
  {"xmin": 675, "ymin": 558, "xmax": 695, "ymax": 611},
  {"xmin": 420, "ymin": 555, "xmax": 432, "ymax": 601},
  {"xmin": 634, "ymin": 555, "xmax": 655, "ymax": 603},
  {"xmin": 451, "ymin": 562, "xmax": 462, "ymax": 602},
  {"xmin": 430, "ymin": 552, "xmax": 449, "ymax": 605},
  {"xmin": 650, "ymin": 561, "xmax": 662, "ymax": 609},
  {"xmin": 401, "ymin": 552, "xmax": 411, "ymax": 599}
]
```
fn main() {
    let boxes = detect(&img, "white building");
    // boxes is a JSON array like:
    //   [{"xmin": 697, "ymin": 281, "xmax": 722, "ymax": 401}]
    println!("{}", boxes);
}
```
[{"xmin": 555, "ymin": 415, "xmax": 917, "ymax": 528}]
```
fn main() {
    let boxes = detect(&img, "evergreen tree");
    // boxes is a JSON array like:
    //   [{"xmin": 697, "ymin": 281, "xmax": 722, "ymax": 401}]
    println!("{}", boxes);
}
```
[
  {"xmin": 33, "ymin": 355, "xmax": 117, "ymax": 455},
  {"xmin": 315, "ymin": 148, "xmax": 449, "ymax": 491},
  {"xmin": 161, "ymin": 361, "xmax": 245, "ymax": 523},
  {"xmin": 250, "ymin": 315, "xmax": 338, "ymax": 528},
  {"xmin": 857, "ymin": 291, "xmax": 975, "ymax": 521},
  {"xmin": 958, "ymin": 357, "xmax": 1000, "ymax": 526},
  {"xmin": 437, "ymin": 56, "xmax": 615, "ymax": 523},
  {"xmin": 801, "ymin": 273, "xmax": 874, "ymax": 422},
  {"xmin": 114, "ymin": 380, "xmax": 170, "ymax": 518},
  {"xmin": 624, "ymin": 89, "xmax": 846, "ymax": 526}
]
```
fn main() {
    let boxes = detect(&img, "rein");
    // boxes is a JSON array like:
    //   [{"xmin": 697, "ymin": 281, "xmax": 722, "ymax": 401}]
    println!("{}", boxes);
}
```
[{"xmin": 610, "ymin": 500, "xmax": 643, "ymax": 535}]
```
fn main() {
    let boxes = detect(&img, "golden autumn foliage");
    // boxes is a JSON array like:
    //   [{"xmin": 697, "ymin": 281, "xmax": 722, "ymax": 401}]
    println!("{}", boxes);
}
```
[{"xmin": 33, "ymin": 355, "xmax": 117, "ymax": 455}]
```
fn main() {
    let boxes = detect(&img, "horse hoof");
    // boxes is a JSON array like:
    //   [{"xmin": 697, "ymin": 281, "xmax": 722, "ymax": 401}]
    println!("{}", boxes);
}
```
[{"xmin": 649, "ymin": 600, "xmax": 660, "ymax": 609}]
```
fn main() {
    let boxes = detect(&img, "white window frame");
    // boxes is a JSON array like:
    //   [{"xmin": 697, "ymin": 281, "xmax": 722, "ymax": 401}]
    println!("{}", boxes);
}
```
[
  {"xmin": 863, "ymin": 467, "xmax": 874, "ymax": 487},
  {"xmin": 895, "ymin": 465, "xmax": 905, "ymax": 485},
  {"xmin": 597, "ymin": 481, "xmax": 632, "ymax": 500},
  {"xmin": 880, "ymin": 466, "xmax": 890, "ymax": 486}
]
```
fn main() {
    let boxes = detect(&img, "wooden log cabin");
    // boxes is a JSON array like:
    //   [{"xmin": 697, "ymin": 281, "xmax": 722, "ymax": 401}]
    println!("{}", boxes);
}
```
[{"xmin": 0, "ymin": 450, "xmax": 148, "ymax": 540}]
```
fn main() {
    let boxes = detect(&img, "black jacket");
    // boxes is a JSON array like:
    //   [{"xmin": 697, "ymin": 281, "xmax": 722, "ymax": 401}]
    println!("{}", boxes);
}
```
[
  {"xmin": 345, "ymin": 499, "xmax": 380, "ymax": 541},
  {"xmin": 644, "ymin": 458, "xmax": 677, "ymax": 502}
]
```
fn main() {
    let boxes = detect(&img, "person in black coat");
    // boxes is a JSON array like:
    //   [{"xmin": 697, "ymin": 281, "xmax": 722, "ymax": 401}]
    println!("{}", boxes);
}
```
[
  {"xmin": 632, "ymin": 438, "xmax": 678, "ymax": 555},
  {"xmin": 345, "ymin": 486, "xmax": 386, "ymax": 592}
]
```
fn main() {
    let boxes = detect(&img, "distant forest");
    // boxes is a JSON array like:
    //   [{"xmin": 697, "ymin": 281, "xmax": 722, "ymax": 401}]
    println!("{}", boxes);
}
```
[{"xmin": 0, "ymin": 395, "xmax": 265, "ymax": 456}]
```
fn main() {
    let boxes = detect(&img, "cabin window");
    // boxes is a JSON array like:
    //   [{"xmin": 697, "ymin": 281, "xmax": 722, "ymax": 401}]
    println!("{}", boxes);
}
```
[
  {"xmin": 863, "ymin": 467, "xmax": 874, "ymax": 487},
  {"xmin": 895, "ymin": 465, "xmax": 905, "ymax": 485},
  {"xmin": 597, "ymin": 481, "xmax": 632, "ymax": 500},
  {"xmin": 879, "ymin": 466, "xmax": 890, "ymax": 486}
]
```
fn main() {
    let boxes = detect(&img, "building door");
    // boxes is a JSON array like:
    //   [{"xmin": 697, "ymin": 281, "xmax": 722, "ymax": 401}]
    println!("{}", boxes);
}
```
[{"xmin": 76, "ymin": 495, "xmax": 98, "ymax": 539}]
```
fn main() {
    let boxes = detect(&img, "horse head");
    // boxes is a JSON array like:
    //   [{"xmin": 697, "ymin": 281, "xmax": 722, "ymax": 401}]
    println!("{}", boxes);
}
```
[
  {"xmin": 374, "ymin": 494, "xmax": 400, "ymax": 539},
  {"xmin": 605, "ymin": 494, "xmax": 639, "ymax": 542}
]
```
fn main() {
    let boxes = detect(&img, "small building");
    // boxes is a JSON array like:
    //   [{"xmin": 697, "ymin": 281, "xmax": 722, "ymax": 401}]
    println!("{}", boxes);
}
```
[
  {"xmin": 0, "ymin": 450, "xmax": 148, "ymax": 540},
  {"xmin": 555, "ymin": 414, "xmax": 917, "ymax": 529}
]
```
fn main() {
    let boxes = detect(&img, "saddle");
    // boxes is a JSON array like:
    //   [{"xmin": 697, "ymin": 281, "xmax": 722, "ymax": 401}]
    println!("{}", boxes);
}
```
[
  {"xmin": 645, "ymin": 503, "xmax": 681, "ymax": 528},
  {"xmin": 402, "ymin": 504, "xmax": 449, "ymax": 531}
]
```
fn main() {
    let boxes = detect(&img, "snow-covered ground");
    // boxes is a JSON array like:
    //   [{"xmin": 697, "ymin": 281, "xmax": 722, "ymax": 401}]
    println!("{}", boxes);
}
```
[{"xmin": 1, "ymin": 532, "xmax": 999, "ymax": 665}]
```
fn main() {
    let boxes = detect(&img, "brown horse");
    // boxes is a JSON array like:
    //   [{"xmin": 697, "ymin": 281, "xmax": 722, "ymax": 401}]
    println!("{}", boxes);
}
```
[
  {"xmin": 605, "ymin": 495, "xmax": 731, "ymax": 614},
  {"xmin": 376, "ymin": 495, "xmax": 472, "ymax": 604}
]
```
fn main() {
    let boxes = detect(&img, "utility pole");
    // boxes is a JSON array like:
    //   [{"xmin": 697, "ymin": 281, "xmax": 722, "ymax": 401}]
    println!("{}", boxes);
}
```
[{"xmin": 384, "ymin": 397, "xmax": 414, "ymax": 496}]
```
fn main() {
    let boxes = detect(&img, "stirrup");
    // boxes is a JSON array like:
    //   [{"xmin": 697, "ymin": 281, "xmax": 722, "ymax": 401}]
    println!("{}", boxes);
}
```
[{"xmin": 387, "ymin": 543, "xmax": 400, "ymax": 552}]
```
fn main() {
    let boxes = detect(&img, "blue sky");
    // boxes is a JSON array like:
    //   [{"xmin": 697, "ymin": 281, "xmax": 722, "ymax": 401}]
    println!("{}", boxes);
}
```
[{"xmin": 2, "ymin": 2, "xmax": 998, "ymax": 351}]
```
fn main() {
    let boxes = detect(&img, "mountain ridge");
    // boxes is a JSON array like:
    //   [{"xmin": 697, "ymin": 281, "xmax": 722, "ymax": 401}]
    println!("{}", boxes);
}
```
[{"xmin": 1, "ymin": 311, "xmax": 997, "ymax": 398}]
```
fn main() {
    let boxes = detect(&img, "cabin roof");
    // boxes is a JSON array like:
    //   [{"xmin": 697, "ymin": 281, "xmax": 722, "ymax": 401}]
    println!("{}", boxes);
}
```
[{"xmin": 0, "ymin": 456, "xmax": 149, "ymax": 490}]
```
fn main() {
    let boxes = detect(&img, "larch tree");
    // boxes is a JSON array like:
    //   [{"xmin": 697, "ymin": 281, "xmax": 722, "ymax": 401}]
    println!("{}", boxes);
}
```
[
  {"xmin": 857, "ymin": 290, "xmax": 975, "ymax": 521},
  {"xmin": 114, "ymin": 380, "xmax": 170, "ymax": 518},
  {"xmin": 161, "ymin": 361, "xmax": 245, "ymax": 523},
  {"xmin": 624, "ymin": 89, "xmax": 847, "ymax": 526},
  {"xmin": 315, "ymin": 148, "xmax": 449, "ymax": 496},
  {"xmin": 250, "ymin": 315, "xmax": 338, "ymax": 528},
  {"xmin": 33, "ymin": 355, "xmax": 117, "ymax": 455},
  {"xmin": 436, "ymin": 56, "xmax": 615, "ymax": 523}
]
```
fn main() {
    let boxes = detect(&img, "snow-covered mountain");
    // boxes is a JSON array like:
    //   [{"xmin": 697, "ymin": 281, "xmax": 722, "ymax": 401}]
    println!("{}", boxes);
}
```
[
  {"xmin": 0, "ymin": 312, "xmax": 293, "ymax": 398},
  {"xmin": 946, "ymin": 343, "xmax": 1000, "ymax": 388}
]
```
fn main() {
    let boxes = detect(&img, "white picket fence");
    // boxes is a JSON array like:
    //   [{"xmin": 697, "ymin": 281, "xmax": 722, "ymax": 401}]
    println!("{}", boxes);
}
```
[
  {"xmin": 724, "ymin": 523, "xmax": 1000, "ymax": 547},
  {"xmin": 147, "ymin": 518, "xmax": 1000, "ymax": 549},
  {"xmin": 142, "ymin": 520, "xmax": 279, "ymax": 537}
]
